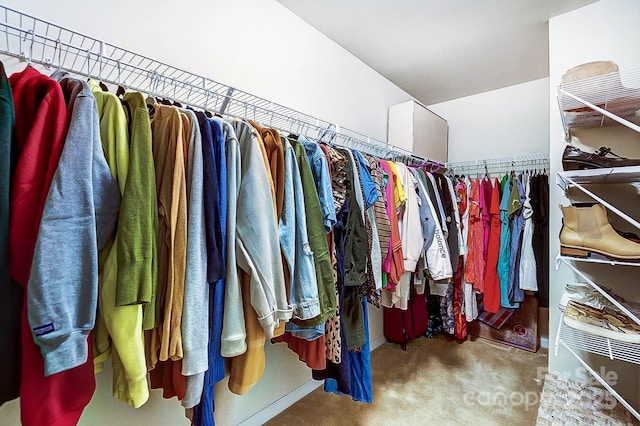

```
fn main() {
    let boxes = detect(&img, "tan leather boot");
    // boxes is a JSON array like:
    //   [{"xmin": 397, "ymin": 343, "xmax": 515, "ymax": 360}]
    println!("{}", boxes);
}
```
[{"xmin": 560, "ymin": 204, "xmax": 640, "ymax": 260}]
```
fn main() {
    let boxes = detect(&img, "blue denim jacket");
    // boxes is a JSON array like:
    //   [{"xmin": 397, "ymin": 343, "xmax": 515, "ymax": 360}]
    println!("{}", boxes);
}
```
[
  {"xmin": 352, "ymin": 150, "xmax": 378, "ymax": 209},
  {"xmin": 279, "ymin": 137, "xmax": 321, "ymax": 321},
  {"xmin": 298, "ymin": 135, "xmax": 336, "ymax": 233}
]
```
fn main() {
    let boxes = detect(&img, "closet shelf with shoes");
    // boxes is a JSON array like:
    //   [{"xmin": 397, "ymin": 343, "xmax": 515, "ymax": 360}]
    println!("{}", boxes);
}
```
[
  {"xmin": 555, "ymin": 61, "xmax": 640, "ymax": 420},
  {"xmin": 556, "ymin": 257, "xmax": 640, "ymax": 328},
  {"xmin": 557, "ymin": 317, "xmax": 640, "ymax": 365},
  {"xmin": 557, "ymin": 61, "xmax": 640, "ymax": 137},
  {"xmin": 557, "ymin": 165, "xmax": 640, "ymax": 191}
]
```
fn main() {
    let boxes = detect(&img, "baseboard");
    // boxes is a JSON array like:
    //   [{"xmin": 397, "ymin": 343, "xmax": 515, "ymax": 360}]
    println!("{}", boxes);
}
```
[
  {"xmin": 540, "ymin": 336, "xmax": 549, "ymax": 349},
  {"xmin": 370, "ymin": 334, "xmax": 387, "ymax": 350},
  {"xmin": 238, "ymin": 335, "xmax": 388, "ymax": 426},
  {"xmin": 237, "ymin": 379, "xmax": 323, "ymax": 426}
]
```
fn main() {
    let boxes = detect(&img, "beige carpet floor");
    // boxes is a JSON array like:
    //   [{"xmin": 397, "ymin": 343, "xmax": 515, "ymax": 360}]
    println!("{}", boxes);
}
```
[{"xmin": 267, "ymin": 335, "xmax": 548, "ymax": 426}]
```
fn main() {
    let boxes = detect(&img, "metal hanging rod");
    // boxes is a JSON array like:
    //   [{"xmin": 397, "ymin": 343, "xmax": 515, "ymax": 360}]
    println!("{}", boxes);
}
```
[
  {"xmin": 0, "ymin": 4, "xmax": 437, "ymax": 163},
  {"xmin": 445, "ymin": 153, "xmax": 550, "ymax": 172}
]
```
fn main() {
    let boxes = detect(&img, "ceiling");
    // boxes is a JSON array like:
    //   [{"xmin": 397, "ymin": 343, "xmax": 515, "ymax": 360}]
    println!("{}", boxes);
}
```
[{"xmin": 277, "ymin": 0, "xmax": 597, "ymax": 105}]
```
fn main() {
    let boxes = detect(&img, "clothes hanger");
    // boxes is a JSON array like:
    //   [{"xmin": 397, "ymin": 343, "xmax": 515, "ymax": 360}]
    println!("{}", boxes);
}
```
[
  {"xmin": 115, "ymin": 61, "xmax": 127, "ymax": 98},
  {"xmin": 94, "ymin": 47, "xmax": 110, "ymax": 92},
  {"xmin": 146, "ymin": 70, "xmax": 160, "ymax": 116},
  {"xmin": 23, "ymin": 29, "xmax": 35, "ymax": 67},
  {"xmin": 156, "ymin": 74, "xmax": 171, "ymax": 105},
  {"xmin": 200, "ymin": 80, "xmax": 214, "ymax": 118},
  {"xmin": 170, "ymin": 80, "xmax": 183, "ymax": 107},
  {"xmin": 483, "ymin": 161, "xmax": 490, "ymax": 181},
  {"xmin": 317, "ymin": 124, "xmax": 337, "ymax": 145}
]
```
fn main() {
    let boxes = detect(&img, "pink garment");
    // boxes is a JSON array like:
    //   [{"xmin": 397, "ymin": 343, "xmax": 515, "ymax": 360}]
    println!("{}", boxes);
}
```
[{"xmin": 464, "ymin": 179, "xmax": 485, "ymax": 293}]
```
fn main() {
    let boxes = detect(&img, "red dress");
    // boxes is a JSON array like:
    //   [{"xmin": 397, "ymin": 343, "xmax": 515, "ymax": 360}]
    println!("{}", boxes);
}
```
[{"xmin": 483, "ymin": 178, "xmax": 502, "ymax": 313}]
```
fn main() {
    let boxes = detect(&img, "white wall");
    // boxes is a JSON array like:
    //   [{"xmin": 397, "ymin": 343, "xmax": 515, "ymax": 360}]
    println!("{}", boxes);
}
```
[
  {"xmin": 548, "ymin": 0, "xmax": 640, "ymax": 408},
  {"xmin": 1, "ymin": 0, "xmax": 412, "ymax": 142},
  {"xmin": 428, "ymin": 78, "xmax": 550, "ymax": 163},
  {"xmin": 0, "ymin": 0, "xmax": 411, "ymax": 424}
]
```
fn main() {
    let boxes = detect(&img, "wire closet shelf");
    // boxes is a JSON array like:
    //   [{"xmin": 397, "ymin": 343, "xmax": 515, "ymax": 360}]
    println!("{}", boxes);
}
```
[
  {"xmin": 445, "ymin": 153, "xmax": 550, "ymax": 175},
  {"xmin": 557, "ymin": 66, "xmax": 640, "ymax": 136},
  {"xmin": 0, "ymin": 5, "xmax": 427, "ymax": 163}
]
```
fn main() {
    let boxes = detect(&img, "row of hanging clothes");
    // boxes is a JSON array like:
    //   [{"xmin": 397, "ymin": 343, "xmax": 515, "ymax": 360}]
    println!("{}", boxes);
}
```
[
  {"xmin": 446, "ymin": 158, "xmax": 550, "ymax": 326},
  {"xmin": 0, "ymin": 61, "xmax": 453, "ymax": 426}
]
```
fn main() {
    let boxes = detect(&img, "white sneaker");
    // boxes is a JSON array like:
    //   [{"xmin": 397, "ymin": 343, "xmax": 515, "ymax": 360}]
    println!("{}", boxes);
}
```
[
  {"xmin": 559, "ymin": 282, "xmax": 613, "ymax": 312},
  {"xmin": 559, "ymin": 282, "xmax": 640, "ymax": 317}
]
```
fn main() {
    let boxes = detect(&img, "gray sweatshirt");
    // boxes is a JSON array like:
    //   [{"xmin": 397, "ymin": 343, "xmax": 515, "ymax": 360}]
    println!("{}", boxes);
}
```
[
  {"xmin": 27, "ymin": 76, "xmax": 120, "ymax": 376},
  {"xmin": 180, "ymin": 108, "xmax": 208, "ymax": 409}
]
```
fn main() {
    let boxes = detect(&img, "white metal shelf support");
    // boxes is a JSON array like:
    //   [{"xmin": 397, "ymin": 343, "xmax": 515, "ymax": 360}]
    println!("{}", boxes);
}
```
[
  {"xmin": 557, "ymin": 256, "xmax": 640, "ymax": 327},
  {"xmin": 555, "ymin": 252, "xmax": 640, "ymax": 269},
  {"xmin": 556, "ymin": 168, "xmax": 640, "ymax": 230},
  {"xmin": 555, "ymin": 315, "xmax": 640, "ymax": 420},
  {"xmin": 559, "ymin": 338, "xmax": 640, "ymax": 421}
]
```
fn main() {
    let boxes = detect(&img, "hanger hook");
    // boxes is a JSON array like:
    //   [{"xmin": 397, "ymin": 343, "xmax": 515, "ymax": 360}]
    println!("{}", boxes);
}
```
[
  {"xmin": 22, "ymin": 29, "xmax": 35, "ymax": 64},
  {"xmin": 152, "ymin": 71, "xmax": 160, "ymax": 98},
  {"xmin": 86, "ymin": 49, "xmax": 91, "ymax": 78},
  {"xmin": 48, "ymin": 37, "xmax": 61, "ymax": 70},
  {"xmin": 185, "ymin": 81, "xmax": 192, "ymax": 104},
  {"xmin": 213, "ymin": 92, "xmax": 220, "ymax": 112},
  {"xmin": 98, "ymin": 41, "xmax": 104, "ymax": 82},
  {"xmin": 116, "ymin": 60, "xmax": 122, "ymax": 87},
  {"xmin": 172, "ymin": 77, "xmax": 177, "ymax": 101}
]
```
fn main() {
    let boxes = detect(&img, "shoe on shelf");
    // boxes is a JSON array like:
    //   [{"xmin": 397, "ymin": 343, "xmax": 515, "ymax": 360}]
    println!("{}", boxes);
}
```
[
  {"xmin": 558, "ymin": 282, "xmax": 615, "ymax": 312},
  {"xmin": 563, "ymin": 300, "xmax": 640, "ymax": 343},
  {"xmin": 559, "ymin": 204, "xmax": 640, "ymax": 261},
  {"xmin": 562, "ymin": 145, "xmax": 640, "ymax": 171},
  {"xmin": 558, "ymin": 282, "xmax": 640, "ymax": 318}
]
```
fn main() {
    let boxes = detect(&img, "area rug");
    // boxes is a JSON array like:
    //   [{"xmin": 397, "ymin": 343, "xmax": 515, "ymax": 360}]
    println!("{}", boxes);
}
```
[
  {"xmin": 536, "ymin": 373, "xmax": 638, "ymax": 425},
  {"xmin": 478, "ymin": 307, "xmax": 515, "ymax": 329},
  {"xmin": 467, "ymin": 295, "xmax": 538, "ymax": 352}
]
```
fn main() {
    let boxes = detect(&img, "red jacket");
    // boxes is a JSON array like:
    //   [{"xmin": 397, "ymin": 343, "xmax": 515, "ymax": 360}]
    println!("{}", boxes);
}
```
[{"xmin": 10, "ymin": 66, "xmax": 95, "ymax": 426}]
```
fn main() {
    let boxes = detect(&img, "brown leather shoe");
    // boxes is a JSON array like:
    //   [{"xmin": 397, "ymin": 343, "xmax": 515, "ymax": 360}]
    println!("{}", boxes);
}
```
[{"xmin": 562, "ymin": 145, "xmax": 640, "ymax": 170}]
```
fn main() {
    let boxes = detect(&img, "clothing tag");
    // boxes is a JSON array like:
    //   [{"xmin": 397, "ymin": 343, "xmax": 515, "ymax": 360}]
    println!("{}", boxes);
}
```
[{"xmin": 33, "ymin": 323, "xmax": 55, "ymax": 336}]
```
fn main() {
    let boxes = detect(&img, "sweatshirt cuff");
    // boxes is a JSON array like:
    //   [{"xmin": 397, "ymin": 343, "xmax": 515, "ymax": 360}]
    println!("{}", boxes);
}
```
[
  {"xmin": 41, "ymin": 330, "xmax": 89, "ymax": 376},
  {"xmin": 221, "ymin": 334, "xmax": 247, "ymax": 358},
  {"xmin": 404, "ymin": 259, "xmax": 418, "ymax": 272},
  {"xmin": 116, "ymin": 258, "xmax": 153, "ymax": 306}
]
